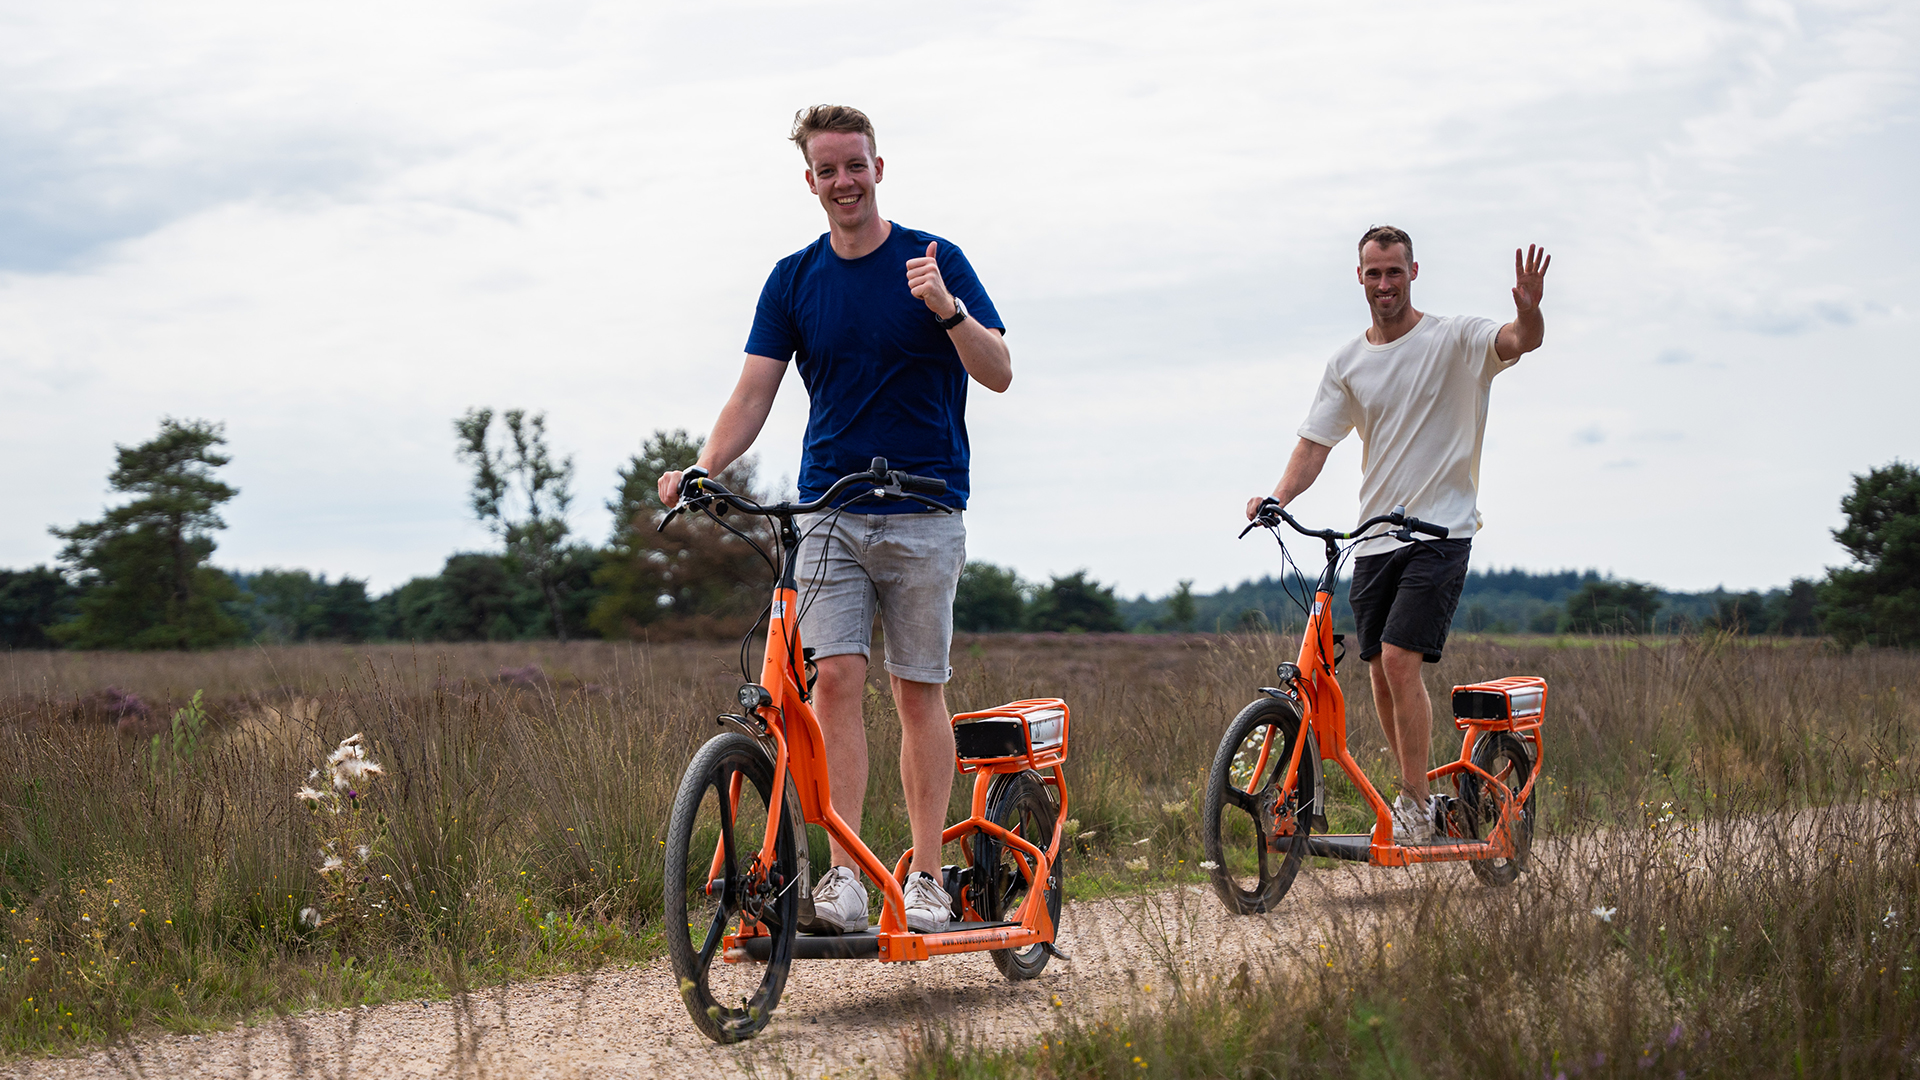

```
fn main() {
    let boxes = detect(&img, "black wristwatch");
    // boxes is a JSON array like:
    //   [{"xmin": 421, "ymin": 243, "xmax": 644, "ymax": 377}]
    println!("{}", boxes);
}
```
[{"xmin": 934, "ymin": 296, "xmax": 968, "ymax": 331}]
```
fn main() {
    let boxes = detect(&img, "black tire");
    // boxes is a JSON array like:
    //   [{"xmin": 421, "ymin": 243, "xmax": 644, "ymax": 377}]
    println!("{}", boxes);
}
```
[
  {"xmin": 1458, "ymin": 731, "xmax": 1536, "ymax": 887},
  {"xmin": 972, "ymin": 770, "xmax": 1063, "ymax": 980},
  {"xmin": 1203, "ymin": 696, "xmax": 1318, "ymax": 914},
  {"xmin": 664, "ymin": 731, "xmax": 798, "ymax": 1043}
]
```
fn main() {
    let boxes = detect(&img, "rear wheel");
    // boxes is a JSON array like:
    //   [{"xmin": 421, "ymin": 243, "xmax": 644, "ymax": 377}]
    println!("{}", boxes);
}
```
[
  {"xmin": 664, "ymin": 731, "xmax": 798, "ymax": 1043},
  {"xmin": 1204, "ymin": 696, "xmax": 1318, "ymax": 914},
  {"xmin": 972, "ymin": 770, "xmax": 1062, "ymax": 980},
  {"xmin": 1458, "ymin": 731, "xmax": 1536, "ymax": 886}
]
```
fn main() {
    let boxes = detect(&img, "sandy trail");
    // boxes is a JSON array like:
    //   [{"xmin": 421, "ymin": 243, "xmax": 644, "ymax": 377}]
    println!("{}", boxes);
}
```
[{"xmin": 0, "ymin": 861, "xmax": 1456, "ymax": 1080}]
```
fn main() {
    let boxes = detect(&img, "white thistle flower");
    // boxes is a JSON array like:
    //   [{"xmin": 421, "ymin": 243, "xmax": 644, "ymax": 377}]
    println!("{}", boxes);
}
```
[
  {"xmin": 334, "ymin": 757, "xmax": 371, "ymax": 781},
  {"xmin": 333, "ymin": 774, "xmax": 350, "ymax": 792},
  {"xmin": 1592, "ymin": 906, "xmax": 1616, "ymax": 923},
  {"xmin": 295, "ymin": 786, "xmax": 327, "ymax": 803},
  {"xmin": 320, "ymin": 855, "xmax": 346, "ymax": 874},
  {"xmin": 299, "ymin": 908, "xmax": 321, "ymax": 928},
  {"xmin": 356, "ymin": 845, "xmax": 371, "ymax": 863},
  {"xmin": 328, "ymin": 734, "xmax": 366, "ymax": 765}
]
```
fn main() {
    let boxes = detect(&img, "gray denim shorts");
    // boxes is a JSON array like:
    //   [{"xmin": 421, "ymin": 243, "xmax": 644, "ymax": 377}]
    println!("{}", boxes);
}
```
[{"xmin": 794, "ymin": 509, "xmax": 966, "ymax": 684}]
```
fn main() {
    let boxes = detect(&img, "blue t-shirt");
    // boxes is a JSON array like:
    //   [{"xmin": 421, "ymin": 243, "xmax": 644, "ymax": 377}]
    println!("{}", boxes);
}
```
[{"xmin": 744, "ymin": 223, "xmax": 1003, "ymax": 513}]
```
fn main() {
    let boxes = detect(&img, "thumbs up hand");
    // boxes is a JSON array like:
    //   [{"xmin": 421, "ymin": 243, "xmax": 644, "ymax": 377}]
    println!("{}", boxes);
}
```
[{"xmin": 906, "ymin": 240, "xmax": 959, "ymax": 321}]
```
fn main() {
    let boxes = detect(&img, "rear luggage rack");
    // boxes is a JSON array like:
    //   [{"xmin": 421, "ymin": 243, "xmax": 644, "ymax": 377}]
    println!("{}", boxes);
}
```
[
  {"xmin": 952, "ymin": 698, "xmax": 1070, "ymax": 773},
  {"xmin": 1450, "ymin": 675, "xmax": 1547, "ymax": 733}
]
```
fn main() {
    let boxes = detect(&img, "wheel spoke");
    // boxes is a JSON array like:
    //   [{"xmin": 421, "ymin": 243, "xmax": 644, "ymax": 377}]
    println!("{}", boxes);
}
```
[
  {"xmin": 1223, "ymin": 784, "xmax": 1259, "ymax": 814},
  {"xmin": 695, "ymin": 904, "xmax": 732, "ymax": 968}
]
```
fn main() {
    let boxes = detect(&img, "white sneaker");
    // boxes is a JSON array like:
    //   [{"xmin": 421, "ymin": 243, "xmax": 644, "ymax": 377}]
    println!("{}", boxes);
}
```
[
  {"xmin": 805, "ymin": 865, "xmax": 869, "ymax": 934},
  {"xmin": 903, "ymin": 871, "xmax": 954, "ymax": 933},
  {"xmin": 1391, "ymin": 795, "xmax": 1438, "ymax": 844}
]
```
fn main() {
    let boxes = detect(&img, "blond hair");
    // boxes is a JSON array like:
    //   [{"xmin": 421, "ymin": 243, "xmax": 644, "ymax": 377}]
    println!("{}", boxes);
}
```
[{"xmin": 789, "ymin": 104, "xmax": 877, "ymax": 165}]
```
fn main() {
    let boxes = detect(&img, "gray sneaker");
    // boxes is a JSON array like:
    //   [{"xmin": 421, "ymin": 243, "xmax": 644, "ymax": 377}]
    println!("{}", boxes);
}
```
[
  {"xmin": 1391, "ymin": 794, "xmax": 1438, "ymax": 844},
  {"xmin": 804, "ymin": 865, "xmax": 869, "ymax": 935},
  {"xmin": 903, "ymin": 871, "xmax": 954, "ymax": 933}
]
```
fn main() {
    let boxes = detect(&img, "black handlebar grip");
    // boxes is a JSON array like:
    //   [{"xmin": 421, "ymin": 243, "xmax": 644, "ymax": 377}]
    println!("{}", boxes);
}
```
[
  {"xmin": 899, "ymin": 474, "xmax": 947, "ymax": 496},
  {"xmin": 1405, "ymin": 516, "xmax": 1449, "ymax": 539}
]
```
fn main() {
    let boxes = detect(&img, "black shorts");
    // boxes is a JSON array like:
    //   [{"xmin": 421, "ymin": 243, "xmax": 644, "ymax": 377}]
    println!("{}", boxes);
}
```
[{"xmin": 1348, "ymin": 538, "xmax": 1472, "ymax": 664}]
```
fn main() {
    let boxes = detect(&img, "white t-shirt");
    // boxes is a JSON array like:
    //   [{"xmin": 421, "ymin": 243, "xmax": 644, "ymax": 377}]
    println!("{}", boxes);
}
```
[{"xmin": 1298, "ymin": 313, "xmax": 1514, "ymax": 557}]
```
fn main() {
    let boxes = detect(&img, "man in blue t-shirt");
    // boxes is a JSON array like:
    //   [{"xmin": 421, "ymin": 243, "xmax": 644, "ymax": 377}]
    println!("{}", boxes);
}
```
[{"xmin": 659, "ymin": 105, "xmax": 1011, "ymax": 935}]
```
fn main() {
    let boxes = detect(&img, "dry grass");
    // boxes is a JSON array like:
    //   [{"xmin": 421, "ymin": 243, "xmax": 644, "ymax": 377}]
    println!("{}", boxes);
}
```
[{"xmin": 2, "ymin": 632, "xmax": 1916, "ymax": 1072}]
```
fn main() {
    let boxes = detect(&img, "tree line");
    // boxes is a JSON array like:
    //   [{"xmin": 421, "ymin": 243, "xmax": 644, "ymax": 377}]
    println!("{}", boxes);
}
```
[{"xmin": 2, "ymin": 418, "xmax": 1916, "ymax": 649}]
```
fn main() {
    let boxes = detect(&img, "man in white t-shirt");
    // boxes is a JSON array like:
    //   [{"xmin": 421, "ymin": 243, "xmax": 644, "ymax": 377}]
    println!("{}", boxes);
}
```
[{"xmin": 1245, "ymin": 225, "xmax": 1551, "ymax": 843}]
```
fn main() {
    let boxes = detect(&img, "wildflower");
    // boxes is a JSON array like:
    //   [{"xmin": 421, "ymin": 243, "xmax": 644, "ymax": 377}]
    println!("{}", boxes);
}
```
[
  {"xmin": 1592, "ymin": 906, "xmax": 1616, "ymax": 922},
  {"xmin": 299, "ymin": 908, "xmax": 321, "ymax": 929},
  {"xmin": 295, "ymin": 786, "xmax": 327, "ymax": 804},
  {"xmin": 320, "ymin": 855, "xmax": 345, "ymax": 875},
  {"xmin": 1125, "ymin": 857, "xmax": 1149, "ymax": 872},
  {"xmin": 1064, "ymin": 819, "xmax": 1080, "ymax": 836},
  {"xmin": 329, "ymin": 733, "xmax": 366, "ymax": 759},
  {"xmin": 356, "ymin": 845, "xmax": 371, "ymax": 863},
  {"xmin": 1132, "ymin": 837, "xmax": 1152, "ymax": 847},
  {"xmin": 1160, "ymin": 799, "xmax": 1188, "ymax": 815},
  {"xmin": 1200, "ymin": 860, "xmax": 1219, "ymax": 870},
  {"xmin": 1077, "ymin": 831, "xmax": 1099, "ymax": 841}
]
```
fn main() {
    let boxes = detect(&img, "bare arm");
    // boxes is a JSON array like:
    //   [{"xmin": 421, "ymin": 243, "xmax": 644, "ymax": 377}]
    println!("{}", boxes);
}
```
[
  {"xmin": 1245, "ymin": 438, "xmax": 1332, "ymax": 519},
  {"xmin": 946, "ymin": 315, "xmax": 1012, "ymax": 393},
  {"xmin": 1495, "ymin": 244, "xmax": 1551, "ymax": 362},
  {"xmin": 905, "ymin": 241, "xmax": 1013, "ymax": 393},
  {"xmin": 657, "ymin": 354, "xmax": 785, "ymax": 507}
]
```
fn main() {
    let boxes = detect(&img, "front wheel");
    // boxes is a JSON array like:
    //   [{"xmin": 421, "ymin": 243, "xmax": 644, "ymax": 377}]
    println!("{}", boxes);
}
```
[
  {"xmin": 973, "ymin": 770, "xmax": 1063, "ymax": 980},
  {"xmin": 663, "ymin": 731, "xmax": 798, "ymax": 1043},
  {"xmin": 1204, "ymin": 696, "xmax": 1318, "ymax": 914},
  {"xmin": 1458, "ymin": 731, "xmax": 1537, "ymax": 887}
]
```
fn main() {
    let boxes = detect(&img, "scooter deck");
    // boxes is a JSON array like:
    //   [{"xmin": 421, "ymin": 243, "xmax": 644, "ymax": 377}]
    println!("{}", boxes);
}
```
[
  {"xmin": 740, "ymin": 920, "xmax": 1020, "ymax": 961},
  {"xmin": 1306, "ymin": 834, "xmax": 1373, "ymax": 862},
  {"xmin": 1306, "ymin": 832, "xmax": 1500, "ymax": 863}
]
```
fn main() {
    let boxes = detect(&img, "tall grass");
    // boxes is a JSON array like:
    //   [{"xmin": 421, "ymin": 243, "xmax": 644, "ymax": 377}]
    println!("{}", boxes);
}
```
[
  {"xmin": 2, "ymin": 633, "xmax": 1915, "ymax": 1067},
  {"xmin": 906, "ymin": 633, "xmax": 1920, "ymax": 1079}
]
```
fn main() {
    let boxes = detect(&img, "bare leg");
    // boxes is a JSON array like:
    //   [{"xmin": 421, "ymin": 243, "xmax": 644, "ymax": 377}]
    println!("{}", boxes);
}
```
[
  {"xmin": 813, "ymin": 653, "xmax": 870, "ymax": 869},
  {"xmin": 892, "ymin": 675, "xmax": 956, "ymax": 877},
  {"xmin": 1367, "ymin": 643, "xmax": 1433, "ymax": 803}
]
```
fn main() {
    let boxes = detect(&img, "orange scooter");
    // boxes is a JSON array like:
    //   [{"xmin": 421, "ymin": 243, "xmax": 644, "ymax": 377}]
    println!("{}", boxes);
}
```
[
  {"xmin": 1204, "ymin": 500, "xmax": 1545, "ymax": 913},
  {"xmin": 660, "ymin": 460, "xmax": 1069, "ymax": 1043}
]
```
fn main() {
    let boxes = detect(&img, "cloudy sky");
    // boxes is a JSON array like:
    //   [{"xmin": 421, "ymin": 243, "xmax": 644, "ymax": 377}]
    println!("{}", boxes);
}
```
[{"xmin": 2, "ymin": 0, "xmax": 1914, "ymax": 598}]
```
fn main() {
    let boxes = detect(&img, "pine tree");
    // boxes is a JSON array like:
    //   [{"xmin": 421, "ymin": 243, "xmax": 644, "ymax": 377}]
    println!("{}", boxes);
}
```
[{"xmin": 50, "ymin": 418, "xmax": 244, "ymax": 649}]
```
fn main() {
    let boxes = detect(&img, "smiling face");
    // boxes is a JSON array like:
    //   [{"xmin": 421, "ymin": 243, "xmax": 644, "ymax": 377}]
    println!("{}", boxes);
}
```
[
  {"xmin": 804, "ymin": 131, "xmax": 883, "ymax": 232},
  {"xmin": 1357, "ymin": 239, "xmax": 1418, "ymax": 323}
]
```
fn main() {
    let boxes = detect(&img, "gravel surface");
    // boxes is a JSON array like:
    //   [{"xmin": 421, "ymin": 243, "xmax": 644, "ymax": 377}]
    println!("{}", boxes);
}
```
[{"xmin": 0, "ymin": 864, "xmax": 1446, "ymax": 1080}]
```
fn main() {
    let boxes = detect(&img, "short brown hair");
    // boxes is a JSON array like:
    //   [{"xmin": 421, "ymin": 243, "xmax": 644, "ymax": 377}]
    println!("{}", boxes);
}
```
[
  {"xmin": 790, "ymin": 105, "xmax": 877, "ymax": 165},
  {"xmin": 1358, "ymin": 224, "xmax": 1414, "ymax": 264}
]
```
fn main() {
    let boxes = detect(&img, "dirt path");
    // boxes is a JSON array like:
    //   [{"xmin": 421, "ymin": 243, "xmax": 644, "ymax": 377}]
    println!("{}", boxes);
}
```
[{"xmin": 0, "ymin": 861, "xmax": 1460, "ymax": 1080}]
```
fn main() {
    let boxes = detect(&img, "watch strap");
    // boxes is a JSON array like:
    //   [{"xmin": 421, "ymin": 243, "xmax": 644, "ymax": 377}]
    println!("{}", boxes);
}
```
[{"xmin": 934, "ymin": 297, "xmax": 968, "ymax": 331}]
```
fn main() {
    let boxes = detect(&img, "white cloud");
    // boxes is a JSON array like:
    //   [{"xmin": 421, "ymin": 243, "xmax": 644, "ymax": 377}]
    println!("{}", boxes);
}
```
[{"xmin": 1, "ymin": 0, "xmax": 1915, "ymax": 594}]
